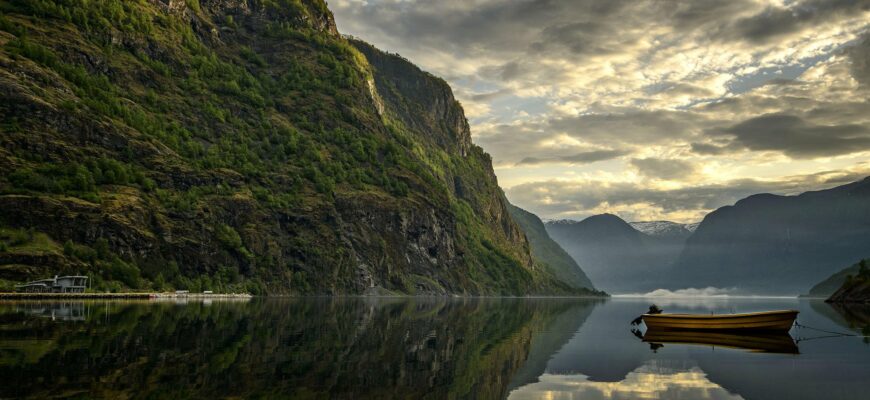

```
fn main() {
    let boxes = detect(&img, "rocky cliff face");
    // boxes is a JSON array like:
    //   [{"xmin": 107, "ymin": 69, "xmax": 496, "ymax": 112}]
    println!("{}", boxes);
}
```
[
  {"xmin": 350, "ymin": 39, "xmax": 533, "ymax": 268},
  {"xmin": 0, "ymin": 0, "xmax": 584, "ymax": 294}
]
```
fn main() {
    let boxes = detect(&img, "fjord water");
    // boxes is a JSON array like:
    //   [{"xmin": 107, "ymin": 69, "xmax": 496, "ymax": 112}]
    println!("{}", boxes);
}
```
[{"xmin": 1, "ymin": 298, "xmax": 869, "ymax": 399}]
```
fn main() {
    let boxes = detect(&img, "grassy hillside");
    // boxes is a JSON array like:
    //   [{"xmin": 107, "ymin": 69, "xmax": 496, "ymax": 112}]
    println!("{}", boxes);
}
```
[{"xmin": 0, "ymin": 0, "xmax": 591, "ymax": 295}]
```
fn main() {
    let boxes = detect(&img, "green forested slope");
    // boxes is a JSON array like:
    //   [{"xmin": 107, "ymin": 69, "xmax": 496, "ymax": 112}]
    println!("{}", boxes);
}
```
[
  {"xmin": 0, "ymin": 0, "xmax": 592, "ymax": 295},
  {"xmin": 507, "ymin": 204, "xmax": 595, "ymax": 291}
]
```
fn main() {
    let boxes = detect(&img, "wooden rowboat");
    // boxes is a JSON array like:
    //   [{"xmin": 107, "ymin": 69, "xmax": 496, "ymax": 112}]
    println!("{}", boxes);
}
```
[
  {"xmin": 642, "ymin": 310, "xmax": 798, "ymax": 332},
  {"xmin": 641, "ymin": 330, "xmax": 799, "ymax": 354}
]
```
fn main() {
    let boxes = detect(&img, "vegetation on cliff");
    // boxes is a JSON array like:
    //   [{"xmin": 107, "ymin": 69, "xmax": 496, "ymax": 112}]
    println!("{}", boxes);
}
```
[
  {"xmin": 0, "ymin": 0, "xmax": 592, "ymax": 295},
  {"xmin": 827, "ymin": 260, "xmax": 870, "ymax": 303},
  {"xmin": 506, "ymin": 204, "xmax": 597, "ymax": 291},
  {"xmin": 806, "ymin": 259, "xmax": 869, "ymax": 298}
]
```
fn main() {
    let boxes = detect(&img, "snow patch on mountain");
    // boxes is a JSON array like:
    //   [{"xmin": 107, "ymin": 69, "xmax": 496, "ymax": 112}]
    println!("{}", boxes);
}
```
[{"xmin": 629, "ymin": 221, "xmax": 694, "ymax": 237}]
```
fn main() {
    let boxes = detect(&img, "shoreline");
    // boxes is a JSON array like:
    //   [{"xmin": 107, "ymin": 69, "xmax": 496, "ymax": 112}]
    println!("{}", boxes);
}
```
[{"xmin": 0, "ymin": 292, "xmax": 253, "ymax": 300}]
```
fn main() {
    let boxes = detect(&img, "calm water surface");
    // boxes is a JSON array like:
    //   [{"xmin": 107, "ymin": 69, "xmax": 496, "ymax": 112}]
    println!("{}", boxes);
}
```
[{"xmin": 1, "ymin": 297, "xmax": 869, "ymax": 399}]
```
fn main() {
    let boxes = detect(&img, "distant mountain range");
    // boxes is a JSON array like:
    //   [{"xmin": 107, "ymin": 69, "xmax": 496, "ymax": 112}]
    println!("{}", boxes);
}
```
[
  {"xmin": 545, "ymin": 215, "xmax": 689, "ymax": 293},
  {"xmin": 671, "ymin": 177, "xmax": 870, "ymax": 295},
  {"xmin": 543, "ymin": 177, "xmax": 870, "ymax": 295}
]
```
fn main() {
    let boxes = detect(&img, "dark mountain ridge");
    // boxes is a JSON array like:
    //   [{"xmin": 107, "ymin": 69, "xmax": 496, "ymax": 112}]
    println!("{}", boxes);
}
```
[
  {"xmin": 670, "ymin": 177, "xmax": 870, "ymax": 295},
  {"xmin": 545, "ymin": 214, "xmax": 680, "ymax": 293}
]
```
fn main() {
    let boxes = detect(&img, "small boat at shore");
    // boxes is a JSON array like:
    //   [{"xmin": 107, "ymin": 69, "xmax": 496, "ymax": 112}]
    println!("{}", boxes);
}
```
[{"xmin": 642, "ymin": 310, "xmax": 798, "ymax": 332}]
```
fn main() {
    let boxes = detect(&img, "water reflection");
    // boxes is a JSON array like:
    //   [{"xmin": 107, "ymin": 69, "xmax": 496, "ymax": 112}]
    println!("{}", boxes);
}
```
[
  {"xmin": 0, "ymin": 298, "xmax": 598, "ymax": 399},
  {"xmin": 509, "ymin": 362, "xmax": 742, "ymax": 400},
  {"xmin": 13, "ymin": 301, "xmax": 89, "ymax": 321},
  {"xmin": 0, "ymin": 298, "xmax": 869, "ymax": 399},
  {"xmin": 510, "ymin": 298, "xmax": 870, "ymax": 400},
  {"xmin": 638, "ymin": 330, "xmax": 799, "ymax": 354}
]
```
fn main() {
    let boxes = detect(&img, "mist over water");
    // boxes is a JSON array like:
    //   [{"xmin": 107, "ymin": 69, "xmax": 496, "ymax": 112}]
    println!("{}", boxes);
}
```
[{"xmin": 1, "ymin": 298, "xmax": 869, "ymax": 399}]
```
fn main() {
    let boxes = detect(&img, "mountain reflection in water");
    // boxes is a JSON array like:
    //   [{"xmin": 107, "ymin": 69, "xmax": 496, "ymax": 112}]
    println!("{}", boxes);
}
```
[{"xmin": 0, "ymin": 298, "xmax": 869, "ymax": 399}]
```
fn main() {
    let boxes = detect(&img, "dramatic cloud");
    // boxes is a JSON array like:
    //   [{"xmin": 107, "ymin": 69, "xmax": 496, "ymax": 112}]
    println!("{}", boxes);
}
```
[
  {"xmin": 630, "ymin": 158, "xmax": 697, "ymax": 180},
  {"xmin": 727, "ymin": 0, "xmax": 870, "ymax": 43},
  {"xmin": 715, "ymin": 114, "xmax": 870, "ymax": 158},
  {"xmin": 503, "ymin": 166, "xmax": 870, "ymax": 222},
  {"xmin": 333, "ymin": 0, "xmax": 870, "ymax": 221},
  {"xmin": 518, "ymin": 150, "xmax": 627, "ymax": 166}
]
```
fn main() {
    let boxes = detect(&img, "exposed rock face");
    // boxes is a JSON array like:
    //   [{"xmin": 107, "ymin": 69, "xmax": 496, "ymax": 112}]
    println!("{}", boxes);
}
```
[
  {"xmin": 351, "ymin": 40, "xmax": 472, "ymax": 157},
  {"xmin": 349, "ymin": 39, "xmax": 535, "ymax": 270},
  {"xmin": 0, "ymin": 0, "xmax": 582, "ymax": 295}
]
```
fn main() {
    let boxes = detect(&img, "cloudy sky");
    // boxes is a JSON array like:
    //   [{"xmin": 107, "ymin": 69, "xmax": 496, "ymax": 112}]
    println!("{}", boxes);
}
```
[{"xmin": 332, "ymin": 0, "xmax": 870, "ymax": 223}]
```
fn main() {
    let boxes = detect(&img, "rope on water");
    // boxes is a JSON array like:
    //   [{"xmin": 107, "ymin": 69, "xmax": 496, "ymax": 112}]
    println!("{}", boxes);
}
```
[
  {"xmin": 794, "ymin": 321, "xmax": 855, "ymax": 336},
  {"xmin": 792, "ymin": 321, "xmax": 870, "ymax": 343}
]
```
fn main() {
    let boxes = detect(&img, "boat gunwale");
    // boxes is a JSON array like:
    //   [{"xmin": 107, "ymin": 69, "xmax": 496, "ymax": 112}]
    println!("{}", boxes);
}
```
[{"xmin": 642, "ymin": 310, "xmax": 798, "ymax": 320}]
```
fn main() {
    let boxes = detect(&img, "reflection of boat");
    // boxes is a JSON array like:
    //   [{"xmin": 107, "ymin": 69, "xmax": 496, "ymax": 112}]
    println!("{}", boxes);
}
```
[
  {"xmin": 642, "ymin": 310, "xmax": 798, "ymax": 332},
  {"xmin": 641, "ymin": 330, "xmax": 799, "ymax": 354}
]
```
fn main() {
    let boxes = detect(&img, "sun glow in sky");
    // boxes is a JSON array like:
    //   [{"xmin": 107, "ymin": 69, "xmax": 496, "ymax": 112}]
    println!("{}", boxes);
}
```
[{"xmin": 332, "ymin": 0, "xmax": 870, "ymax": 222}]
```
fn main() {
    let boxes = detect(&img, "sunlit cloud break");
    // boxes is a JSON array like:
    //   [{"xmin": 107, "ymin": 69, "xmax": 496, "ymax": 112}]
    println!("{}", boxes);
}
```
[{"xmin": 332, "ymin": 0, "xmax": 870, "ymax": 222}]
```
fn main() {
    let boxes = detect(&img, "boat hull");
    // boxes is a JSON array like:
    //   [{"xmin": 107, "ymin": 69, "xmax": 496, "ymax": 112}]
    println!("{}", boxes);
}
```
[{"xmin": 642, "ymin": 310, "xmax": 798, "ymax": 332}]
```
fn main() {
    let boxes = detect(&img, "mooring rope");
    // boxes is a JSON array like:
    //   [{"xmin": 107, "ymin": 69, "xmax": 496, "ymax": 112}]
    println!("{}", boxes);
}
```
[{"xmin": 792, "ymin": 321, "xmax": 870, "ymax": 343}]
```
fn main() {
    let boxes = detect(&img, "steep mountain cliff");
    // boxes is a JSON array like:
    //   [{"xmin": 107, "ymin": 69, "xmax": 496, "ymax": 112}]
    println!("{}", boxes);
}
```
[
  {"xmin": 671, "ymin": 178, "xmax": 870, "ymax": 295},
  {"xmin": 507, "ymin": 204, "xmax": 596, "ymax": 291},
  {"xmin": 0, "ymin": 0, "xmax": 587, "ymax": 295}
]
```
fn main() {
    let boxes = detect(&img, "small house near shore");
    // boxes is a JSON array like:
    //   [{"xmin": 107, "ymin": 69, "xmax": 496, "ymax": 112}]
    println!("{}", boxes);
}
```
[{"xmin": 15, "ymin": 276, "xmax": 88, "ymax": 293}]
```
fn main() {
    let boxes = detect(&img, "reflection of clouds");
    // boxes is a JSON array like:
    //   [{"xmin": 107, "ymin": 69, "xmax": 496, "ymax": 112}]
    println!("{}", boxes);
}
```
[
  {"xmin": 508, "ymin": 362, "xmax": 742, "ymax": 400},
  {"xmin": 632, "ymin": 287, "xmax": 735, "ymax": 297}
]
